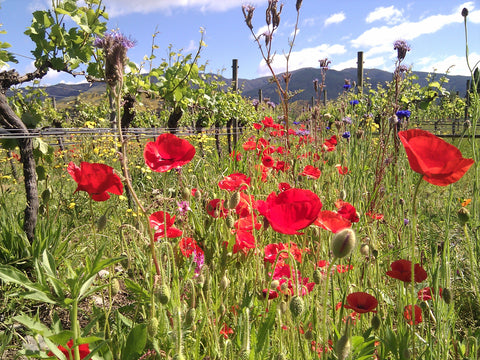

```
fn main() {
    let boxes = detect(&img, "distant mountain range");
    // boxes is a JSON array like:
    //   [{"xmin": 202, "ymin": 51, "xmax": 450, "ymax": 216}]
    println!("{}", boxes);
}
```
[{"xmin": 37, "ymin": 67, "xmax": 471, "ymax": 105}]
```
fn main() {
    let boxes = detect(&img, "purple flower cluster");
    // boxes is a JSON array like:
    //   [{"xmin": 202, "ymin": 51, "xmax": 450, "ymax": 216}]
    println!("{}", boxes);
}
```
[
  {"xmin": 393, "ymin": 40, "xmax": 411, "ymax": 61},
  {"xmin": 94, "ymin": 30, "xmax": 136, "ymax": 50}
]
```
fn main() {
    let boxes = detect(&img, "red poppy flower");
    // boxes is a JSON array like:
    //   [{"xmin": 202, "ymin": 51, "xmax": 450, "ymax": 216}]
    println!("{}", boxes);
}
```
[
  {"xmin": 48, "ymin": 339, "xmax": 90, "ymax": 360},
  {"xmin": 262, "ymin": 155, "xmax": 275, "ymax": 168},
  {"xmin": 233, "ymin": 230, "xmax": 255, "ymax": 254},
  {"xmin": 322, "ymin": 135, "xmax": 337, "ymax": 151},
  {"xmin": 262, "ymin": 116, "xmax": 275, "ymax": 128},
  {"xmin": 255, "ymin": 188, "xmax": 322, "ymax": 235},
  {"xmin": 144, "ymin": 133, "xmax": 196, "ymax": 172},
  {"xmin": 230, "ymin": 151, "xmax": 242, "ymax": 161},
  {"xmin": 264, "ymin": 242, "xmax": 305, "ymax": 264},
  {"xmin": 300, "ymin": 165, "xmax": 321, "ymax": 179},
  {"xmin": 253, "ymin": 123, "xmax": 263, "ymax": 130},
  {"xmin": 366, "ymin": 211, "xmax": 384, "ymax": 220},
  {"xmin": 179, "ymin": 237, "xmax": 203, "ymax": 258},
  {"xmin": 403, "ymin": 304, "xmax": 422, "ymax": 325},
  {"xmin": 68, "ymin": 162, "xmax": 123, "ymax": 201},
  {"xmin": 262, "ymin": 288, "xmax": 279, "ymax": 299},
  {"xmin": 218, "ymin": 173, "xmax": 251, "ymax": 192},
  {"xmin": 149, "ymin": 211, "xmax": 183, "ymax": 240},
  {"xmin": 386, "ymin": 259, "xmax": 427, "ymax": 283},
  {"xmin": 278, "ymin": 182, "xmax": 291, "ymax": 191},
  {"xmin": 235, "ymin": 192, "xmax": 255, "ymax": 218},
  {"xmin": 314, "ymin": 210, "xmax": 351, "ymax": 233},
  {"xmin": 335, "ymin": 164, "xmax": 349, "ymax": 175},
  {"xmin": 206, "ymin": 199, "xmax": 229, "ymax": 218},
  {"xmin": 335, "ymin": 200, "xmax": 359, "ymax": 223},
  {"xmin": 234, "ymin": 215, "xmax": 262, "ymax": 231},
  {"xmin": 220, "ymin": 323, "xmax": 234, "ymax": 339},
  {"xmin": 398, "ymin": 129, "xmax": 474, "ymax": 186},
  {"xmin": 274, "ymin": 160, "xmax": 289, "ymax": 172},
  {"xmin": 243, "ymin": 140, "xmax": 257, "ymax": 151},
  {"xmin": 343, "ymin": 292, "xmax": 378, "ymax": 313}
]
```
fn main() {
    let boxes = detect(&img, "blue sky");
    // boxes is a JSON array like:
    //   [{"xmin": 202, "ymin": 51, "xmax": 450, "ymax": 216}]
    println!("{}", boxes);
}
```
[{"xmin": 1, "ymin": 0, "xmax": 479, "ymax": 85}]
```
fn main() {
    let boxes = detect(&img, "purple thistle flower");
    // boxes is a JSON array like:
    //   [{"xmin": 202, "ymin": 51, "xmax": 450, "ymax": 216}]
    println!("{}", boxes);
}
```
[{"xmin": 393, "ymin": 39, "xmax": 411, "ymax": 61}]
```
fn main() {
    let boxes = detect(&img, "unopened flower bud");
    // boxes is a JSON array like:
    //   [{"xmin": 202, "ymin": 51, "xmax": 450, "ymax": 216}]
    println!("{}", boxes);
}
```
[
  {"xmin": 42, "ymin": 187, "xmax": 52, "ymax": 203},
  {"xmin": 336, "ymin": 335, "xmax": 351, "ymax": 360},
  {"xmin": 226, "ymin": 214, "xmax": 235, "ymax": 228},
  {"xmin": 289, "ymin": 295, "xmax": 304, "ymax": 317},
  {"xmin": 313, "ymin": 269, "xmax": 322, "ymax": 285},
  {"xmin": 228, "ymin": 191, "xmax": 241, "ymax": 209},
  {"xmin": 360, "ymin": 243, "xmax": 370, "ymax": 256},
  {"xmin": 185, "ymin": 308, "xmax": 196, "ymax": 327},
  {"xmin": 181, "ymin": 187, "xmax": 190, "ymax": 200},
  {"xmin": 97, "ymin": 213, "xmax": 108, "ymax": 232},
  {"xmin": 457, "ymin": 207, "xmax": 470, "ymax": 225},
  {"xmin": 220, "ymin": 273, "xmax": 230, "ymax": 291},
  {"xmin": 155, "ymin": 284, "xmax": 171, "ymax": 305},
  {"xmin": 462, "ymin": 7, "xmax": 469, "ymax": 17},
  {"xmin": 111, "ymin": 278, "xmax": 121, "ymax": 295},
  {"xmin": 147, "ymin": 317, "xmax": 159, "ymax": 337},
  {"xmin": 442, "ymin": 288, "xmax": 452, "ymax": 304},
  {"xmin": 279, "ymin": 301, "xmax": 287, "ymax": 313},
  {"xmin": 371, "ymin": 315, "xmax": 381, "ymax": 330},
  {"xmin": 331, "ymin": 228, "xmax": 356, "ymax": 259},
  {"xmin": 339, "ymin": 189, "xmax": 347, "ymax": 200},
  {"xmin": 270, "ymin": 279, "xmax": 280, "ymax": 290}
]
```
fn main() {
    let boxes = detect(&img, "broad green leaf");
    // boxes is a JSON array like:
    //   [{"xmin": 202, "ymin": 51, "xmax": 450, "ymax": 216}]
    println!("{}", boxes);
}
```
[
  {"xmin": 47, "ymin": 330, "xmax": 74, "ymax": 346},
  {"xmin": 13, "ymin": 314, "xmax": 52, "ymax": 336},
  {"xmin": 121, "ymin": 324, "xmax": 147, "ymax": 360}
]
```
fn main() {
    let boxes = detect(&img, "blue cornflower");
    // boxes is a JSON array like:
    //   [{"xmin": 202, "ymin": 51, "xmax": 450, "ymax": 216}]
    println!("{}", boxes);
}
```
[
  {"xmin": 349, "ymin": 99, "xmax": 359, "ymax": 106},
  {"xmin": 343, "ymin": 84, "xmax": 351, "ymax": 90},
  {"xmin": 342, "ymin": 131, "xmax": 351, "ymax": 139},
  {"xmin": 293, "ymin": 121, "xmax": 301, "ymax": 125},
  {"xmin": 396, "ymin": 110, "xmax": 411, "ymax": 119}
]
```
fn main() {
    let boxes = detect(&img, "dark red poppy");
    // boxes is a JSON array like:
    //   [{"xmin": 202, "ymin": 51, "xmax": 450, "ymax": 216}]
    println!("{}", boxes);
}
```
[
  {"xmin": 386, "ymin": 259, "xmax": 427, "ymax": 283},
  {"xmin": 335, "ymin": 200, "xmax": 359, "ymax": 223},
  {"xmin": 343, "ymin": 292, "xmax": 378, "ymax": 313},
  {"xmin": 278, "ymin": 182, "xmax": 291, "ymax": 191},
  {"xmin": 144, "ymin": 133, "xmax": 196, "ymax": 172},
  {"xmin": 274, "ymin": 160, "xmax": 289, "ymax": 172},
  {"xmin": 179, "ymin": 237, "xmax": 203, "ymax": 258},
  {"xmin": 314, "ymin": 210, "xmax": 351, "ymax": 233},
  {"xmin": 68, "ymin": 161, "xmax": 123, "ymax": 201},
  {"xmin": 300, "ymin": 165, "xmax": 321, "ymax": 179},
  {"xmin": 398, "ymin": 129, "xmax": 474, "ymax": 186},
  {"xmin": 255, "ymin": 188, "xmax": 322, "ymax": 235},
  {"xmin": 48, "ymin": 339, "xmax": 90, "ymax": 360},
  {"xmin": 206, "ymin": 199, "xmax": 229, "ymax": 218},
  {"xmin": 149, "ymin": 211, "xmax": 183, "ymax": 240},
  {"xmin": 404, "ymin": 304, "xmax": 422, "ymax": 325},
  {"xmin": 262, "ymin": 288, "xmax": 279, "ymax": 299},
  {"xmin": 218, "ymin": 173, "xmax": 251, "ymax": 192}
]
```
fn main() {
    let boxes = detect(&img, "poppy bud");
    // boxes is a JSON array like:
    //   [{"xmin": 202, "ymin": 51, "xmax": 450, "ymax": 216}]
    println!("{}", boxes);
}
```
[
  {"xmin": 336, "ymin": 336, "xmax": 351, "ymax": 360},
  {"xmin": 97, "ymin": 213, "xmax": 108, "ymax": 232},
  {"xmin": 42, "ymin": 187, "xmax": 52, "ymax": 203},
  {"xmin": 39, "ymin": 204, "xmax": 47, "ymax": 216},
  {"xmin": 442, "ymin": 288, "xmax": 452, "ymax": 304},
  {"xmin": 228, "ymin": 191, "xmax": 241, "ymax": 209},
  {"xmin": 226, "ymin": 215, "xmax": 235, "ymax": 228},
  {"xmin": 181, "ymin": 187, "xmax": 190, "ymax": 200},
  {"xmin": 457, "ymin": 207, "xmax": 470, "ymax": 225},
  {"xmin": 218, "ymin": 303, "xmax": 226, "ymax": 315},
  {"xmin": 147, "ymin": 317, "xmax": 159, "ymax": 337},
  {"xmin": 270, "ymin": 279, "xmax": 280, "ymax": 290},
  {"xmin": 339, "ymin": 189, "xmax": 347, "ymax": 200},
  {"xmin": 360, "ymin": 243, "xmax": 370, "ymax": 256},
  {"xmin": 290, "ymin": 295, "xmax": 304, "ymax": 317},
  {"xmin": 194, "ymin": 189, "xmax": 202, "ymax": 201},
  {"xmin": 280, "ymin": 301, "xmax": 288, "ymax": 313},
  {"xmin": 111, "ymin": 278, "xmax": 121, "ymax": 295},
  {"xmin": 331, "ymin": 228, "xmax": 356, "ymax": 259},
  {"xmin": 185, "ymin": 308, "xmax": 196, "ymax": 327},
  {"xmin": 155, "ymin": 284, "xmax": 171, "ymax": 305},
  {"xmin": 462, "ymin": 7, "xmax": 469, "ymax": 17},
  {"xmin": 313, "ymin": 269, "xmax": 322, "ymax": 285},
  {"xmin": 371, "ymin": 314, "xmax": 381, "ymax": 330},
  {"xmin": 220, "ymin": 273, "xmax": 230, "ymax": 291}
]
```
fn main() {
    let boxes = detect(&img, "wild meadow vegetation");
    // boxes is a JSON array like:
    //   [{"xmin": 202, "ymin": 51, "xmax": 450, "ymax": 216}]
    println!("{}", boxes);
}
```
[{"xmin": 1, "ymin": 1, "xmax": 480, "ymax": 359}]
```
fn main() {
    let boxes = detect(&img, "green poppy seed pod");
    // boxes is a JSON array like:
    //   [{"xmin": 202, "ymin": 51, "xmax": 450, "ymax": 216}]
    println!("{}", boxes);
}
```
[
  {"xmin": 97, "ymin": 214, "xmax": 108, "ymax": 232},
  {"xmin": 339, "ymin": 189, "xmax": 347, "ymax": 200},
  {"xmin": 181, "ymin": 187, "xmax": 190, "ymax": 200},
  {"xmin": 147, "ymin": 317, "xmax": 159, "ymax": 338},
  {"xmin": 457, "ymin": 207, "xmax": 470, "ymax": 225},
  {"xmin": 442, "ymin": 288, "xmax": 452, "ymax": 304},
  {"xmin": 228, "ymin": 191, "xmax": 241, "ymax": 209},
  {"xmin": 185, "ymin": 308, "xmax": 196, "ymax": 327},
  {"xmin": 313, "ymin": 269, "xmax": 322, "ymax": 285},
  {"xmin": 220, "ymin": 273, "xmax": 230, "ymax": 291},
  {"xmin": 371, "ymin": 314, "xmax": 381, "ymax": 330},
  {"xmin": 331, "ymin": 228, "xmax": 356, "ymax": 259},
  {"xmin": 155, "ymin": 284, "xmax": 171, "ymax": 305},
  {"xmin": 360, "ymin": 243, "xmax": 370, "ymax": 256},
  {"xmin": 335, "ymin": 335, "xmax": 351, "ymax": 360},
  {"xmin": 111, "ymin": 278, "xmax": 120, "ymax": 295},
  {"xmin": 41, "ymin": 187, "xmax": 52, "ymax": 203},
  {"xmin": 289, "ymin": 295, "xmax": 304, "ymax": 317},
  {"xmin": 280, "ymin": 301, "xmax": 288, "ymax": 313},
  {"xmin": 226, "ymin": 214, "xmax": 235, "ymax": 228}
]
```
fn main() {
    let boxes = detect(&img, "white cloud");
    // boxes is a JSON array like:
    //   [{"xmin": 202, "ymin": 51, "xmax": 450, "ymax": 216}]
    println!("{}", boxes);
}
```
[
  {"xmin": 324, "ymin": 12, "xmax": 346, "ymax": 27},
  {"xmin": 103, "ymin": 0, "xmax": 265, "ymax": 16},
  {"xmin": 366, "ymin": 6, "xmax": 403, "ymax": 25},
  {"xmin": 417, "ymin": 52, "xmax": 480, "ymax": 76},
  {"xmin": 257, "ymin": 44, "xmax": 346, "ymax": 76},
  {"xmin": 303, "ymin": 18, "xmax": 317, "ymax": 27}
]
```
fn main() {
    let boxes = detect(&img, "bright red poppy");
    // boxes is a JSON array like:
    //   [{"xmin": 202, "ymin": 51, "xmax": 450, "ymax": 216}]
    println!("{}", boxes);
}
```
[
  {"xmin": 322, "ymin": 135, "xmax": 337, "ymax": 152},
  {"xmin": 262, "ymin": 116, "xmax": 275, "ymax": 128},
  {"xmin": 48, "ymin": 339, "xmax": 90, "ymax": 360},
  {"xmin": 67, "ymin": 162, "xmax": 123, "ymax": 201},
  {"xmin": 235, "ymin": 192, "xmax": 255, "ymax": 218},
  {"xmin": 233, "ymin": 230, "xmax": 255, "ymax": 254},
  {"xmin": 335, "ymin": 164, "xmax": 349, "ymax": 175},
  {"xmin": 255, "ymin": 188, "xmax": 322, "ymax": 235},
  {"xmin": 144, "ymin": 133, "xmax": 196, "ymax": 172},
  {"xmin": 278, "ymin": 182, "xmax": 291, "ymax": 191},
  {"xmin": 300, "ymin": 165, "xmax": 321, "ymax": 179},
  {"xmin": 218, "ymin": 173, "xmax": 251, "ymax": 192},
  {"xmin": 220, "ymin": 323, "xmax": 234, "ymax": 339},
  {"xmin": 262, "ymin": 155, "xmax": 275, "ymax": 168},
  {"xmin": 179, "ymin": 237, "xmax": 203, "ymax": 258},
  {"xmin": 242, "ymin": 140, "xmax": 257, "ymax": 151},
  {"xmin": 398, "ymin": 129, "xmax": 474, "ymax": 186},
  {"xmin": 234, "ymin": 215, "xmax": 262, "ymax": 232},
  {"xmin": 314, "ymin": 210, "xmax": 351, "ymax": 233},
  {"xmin": 343, "ymin": 292, "xmax": 378, "ymax": 313},
  {"xmin": 386, "ymin": 259, "xmax": 427, "ymax": 283},
  {"xmin": 149, "ymin": 211, "xmax": 183, "ymax": 240},
  {"xmin": 404, "ymin": 304, "xmax": 422, "ymax": 325},
  {"xmin": 253, "ymin": 123, "xmax": 263, "ymax": 130},
  {"xmin": 264, "ymin": 242, "xmax": 306, "ymax": 264}
]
